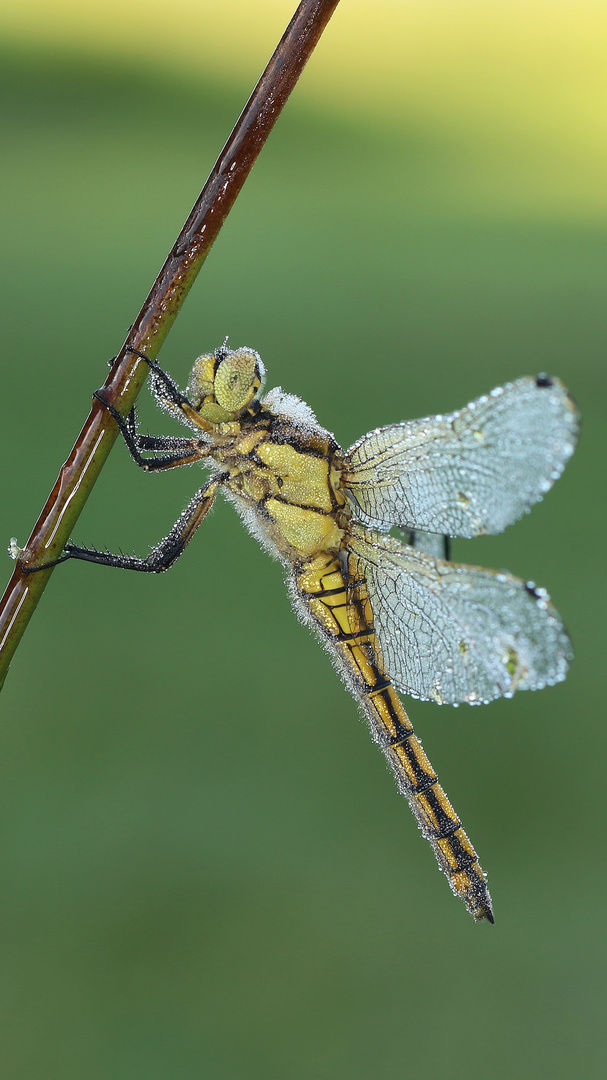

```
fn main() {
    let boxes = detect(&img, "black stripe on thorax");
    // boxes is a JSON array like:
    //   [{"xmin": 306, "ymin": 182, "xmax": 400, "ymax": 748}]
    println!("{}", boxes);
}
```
[
  {"xmin": 266, "ymin": 493, "xmax": 333, "ymax": 516},
  {"xmin": 305, "ymin": 585, "xmax": 348, "ymax": 599},
  {"xmin": 245, "ymin": 450, "xmax": 267, "ymax": 467},
  {"xmin": 267, "ymin": 417, "xmax": 340, "ymax": 460},
  {"xmin": 268, "ymin": 438, "xmax": 332, "ymax": 462}
]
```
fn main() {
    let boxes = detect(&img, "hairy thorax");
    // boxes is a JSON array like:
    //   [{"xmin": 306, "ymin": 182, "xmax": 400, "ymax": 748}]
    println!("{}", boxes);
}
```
[{"xmin": 210, "ymin": 410, "xmax": 350, "ymax": 564}]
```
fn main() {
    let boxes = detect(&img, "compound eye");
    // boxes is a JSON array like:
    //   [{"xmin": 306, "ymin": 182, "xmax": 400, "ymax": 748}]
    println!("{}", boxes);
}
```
[
  {"xmin": 186, "ymin": 354, "xmax": 216, "ymax": 408},
  {"xmin": 214, "ymin": 350, "xmax": 260, "ymax": 413}
]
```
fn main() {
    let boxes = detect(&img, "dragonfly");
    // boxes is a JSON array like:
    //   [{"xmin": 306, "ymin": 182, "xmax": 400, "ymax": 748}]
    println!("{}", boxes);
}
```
[{"xmin": 14, "ymin": 345, "xmax": 579, "ymax": 921}]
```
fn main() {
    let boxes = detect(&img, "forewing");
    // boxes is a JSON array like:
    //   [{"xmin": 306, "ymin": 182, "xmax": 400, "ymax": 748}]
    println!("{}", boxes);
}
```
[
  {"xmin": 344, "ymin": 376, "xmax": 578, "ymax": 536},
  {"xmin": 348, "ymin": 526, "xmax": 572, "ymax": 705}
]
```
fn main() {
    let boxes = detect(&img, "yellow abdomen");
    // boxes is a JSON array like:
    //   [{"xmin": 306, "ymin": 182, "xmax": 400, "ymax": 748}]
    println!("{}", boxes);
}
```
[{"xmin": 295, "ymin": 551, "xmax": 494, "ymax": 922}]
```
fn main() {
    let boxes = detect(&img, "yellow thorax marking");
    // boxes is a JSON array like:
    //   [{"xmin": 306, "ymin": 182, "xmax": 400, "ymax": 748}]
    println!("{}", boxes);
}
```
[
  {"xmin": 265, "ymin": 499, "xmax": 343, "ymax": 559},
  {"xmin": 256, "ymin": 443, "xmax": 334, "ymax": 512}
]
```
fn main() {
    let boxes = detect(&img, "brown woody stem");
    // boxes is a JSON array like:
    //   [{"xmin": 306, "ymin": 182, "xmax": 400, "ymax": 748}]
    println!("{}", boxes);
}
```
[{"xmin": 0, "ymin": 0, "xmax": 341, "ymax": 689}]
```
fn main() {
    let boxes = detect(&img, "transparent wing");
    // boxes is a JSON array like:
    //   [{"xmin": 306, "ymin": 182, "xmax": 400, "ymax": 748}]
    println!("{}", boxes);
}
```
[
  {"xmin": 348, "ymin": 526, "xmax": 572, "ymax": 706},
  {"xmin": 344, "ymin": 376, "xmax": 579, "ymax": 536},
  {"xmin": 399, "ymin": 528, "xmax": 449, "ymax": 560}
]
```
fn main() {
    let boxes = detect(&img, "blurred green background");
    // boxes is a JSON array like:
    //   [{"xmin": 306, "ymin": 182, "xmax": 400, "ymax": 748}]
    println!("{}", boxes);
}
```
[{"xmin": 0, "ymin": 2, "xmax": 605, "ymax": 1078}]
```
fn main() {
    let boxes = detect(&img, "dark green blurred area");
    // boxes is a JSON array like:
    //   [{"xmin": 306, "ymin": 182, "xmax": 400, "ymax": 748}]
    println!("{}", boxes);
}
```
[{"xmin": 1, "ymin": 44, "xmax": 605, "ymax": 1079}]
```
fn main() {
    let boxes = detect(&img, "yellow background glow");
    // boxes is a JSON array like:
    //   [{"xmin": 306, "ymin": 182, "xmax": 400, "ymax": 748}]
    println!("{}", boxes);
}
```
[{"xmin": 2, "ymin": 0, "xmax": 607, "ymax": 215}]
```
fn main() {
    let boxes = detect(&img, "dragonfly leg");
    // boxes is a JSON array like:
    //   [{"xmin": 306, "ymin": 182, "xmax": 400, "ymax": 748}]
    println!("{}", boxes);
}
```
[
  {"xmin": 124, "ymin": 345, "xmax": 191, "ymax": 411},
  {"xmin": 94, "ymin": 392, "xmax": 208, "ymax": 472},
  {"xmin": 122, "ymin": 347, "xmax": 212, "ymax": 431},
  {"xmin": 20, "ymin": 473, "xmax": 227, "ymax": 574}
]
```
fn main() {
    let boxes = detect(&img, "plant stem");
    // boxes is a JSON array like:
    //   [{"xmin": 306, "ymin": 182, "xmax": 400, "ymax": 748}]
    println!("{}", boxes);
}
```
[{"xmin": 0, "ymin": 0, "xmax": 341, "ymax": 690}]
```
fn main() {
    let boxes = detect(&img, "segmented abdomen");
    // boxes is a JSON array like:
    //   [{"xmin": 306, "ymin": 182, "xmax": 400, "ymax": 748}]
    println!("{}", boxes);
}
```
[{"xmin": 295, "ymin": 551, "xmax": 494, "ymax": 922}]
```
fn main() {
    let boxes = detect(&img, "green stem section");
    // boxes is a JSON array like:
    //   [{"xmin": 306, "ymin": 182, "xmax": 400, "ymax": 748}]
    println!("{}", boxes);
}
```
[{"xmin": 0, "ymin": 0, "xmax": 341, "ymax": 690}]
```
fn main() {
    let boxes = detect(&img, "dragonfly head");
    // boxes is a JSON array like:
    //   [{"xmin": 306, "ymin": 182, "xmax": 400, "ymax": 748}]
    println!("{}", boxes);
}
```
[{"xmin": 187, "ymin": 345, "xmax": 266, "ymax": 424}]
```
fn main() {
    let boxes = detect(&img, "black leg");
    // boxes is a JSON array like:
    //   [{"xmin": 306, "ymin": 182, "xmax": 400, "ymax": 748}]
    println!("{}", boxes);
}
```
[
  {"xmin": 94, "ymin": 392, "xmax": 207, "ymax": 472},
  {"xmin": 21, "ymin": 474, "xmax": 227, "ymax": 574},
  {"xmin": 135, "ymin": 431, "xmax": 197, "ymax": 452},
  {"xmin": 125, "ymin": 346, "xmax": 191, "ymax": 410}
]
